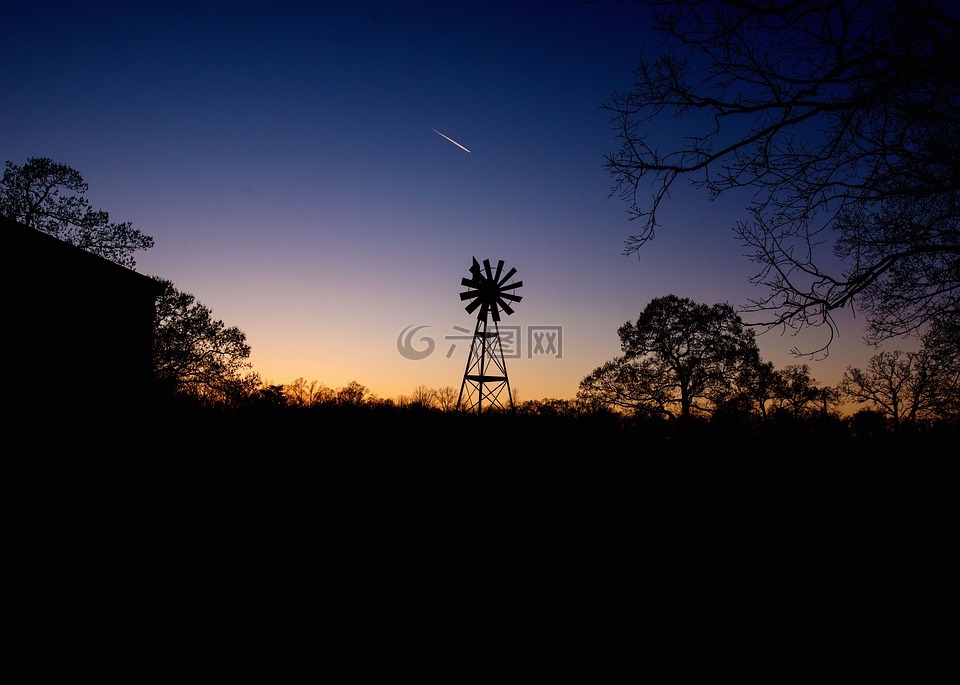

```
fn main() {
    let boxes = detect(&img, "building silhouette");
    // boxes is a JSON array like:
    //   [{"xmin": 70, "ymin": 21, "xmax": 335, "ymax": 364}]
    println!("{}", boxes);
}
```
[{"xmin": 4, "ymin": 214, "xmax": 164, "ymax": 420}]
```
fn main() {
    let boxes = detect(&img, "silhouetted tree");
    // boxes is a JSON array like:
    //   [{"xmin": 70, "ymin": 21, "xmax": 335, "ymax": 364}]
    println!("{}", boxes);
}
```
[
  {"xmin": 286, "ymin": 377, "xmax": 310, "ymax": 406},
  {"xmin": 410, "ymin": 384, "xmax": 437, "ymax": 408},
  {"xmin": 846, "ymin": 408, "xmax": 892, "ymax": 441},
  {"xmin": 285, "ymin": 377, "xmax": 331, "ymax": 407},
  {"xmin": 578, "ymin": 295, "xmax": 761, "ymax": 418},
  {"xmin": 336, "ymin": 381, "xmax": 368, "ymax": 406},
  {"xmin": 217, "ymin": 373, "xmax": 266, "ymax": 409},
  {"xmin": 1, "ymin": 157, "xmax": 154, "ymax": 269},
  {"xmin": 838, "ymin": 350, "xmax": 939, "ymax": 430},
  {"xmin": 602, "ymin": 1, "xmax": 960, "ymax": 353},
  {"xmin": 814, "ymin": 385, "xmax": 843, "ymax": 418},
  {"xmin": 578, "ymin": 356, "xmax": 675, "ymax": 417},
  {"xmin": 921, "ymin": 315, "xmax": 960, "ymax": 422},
  {"xmin": 518, "ymin": 398, "xmax": 582, "ymax": 417},
  {"xmin": 152, "ymin": 277, "xmax": 255, "ymax": 404},
  {"xmin": 434, "ymin": 386, "xmax": 458, "ymax": 412},
  {"xmin": 735, "ymin": 359, "xmax": 780, "ymax": 417},
  {"xmin": 253, "ymin": 384, "xmax": 288, "ymax": 409},
  {"xmin": 773, "ymin": 364, "xmax": 832, "ymax": 417}
]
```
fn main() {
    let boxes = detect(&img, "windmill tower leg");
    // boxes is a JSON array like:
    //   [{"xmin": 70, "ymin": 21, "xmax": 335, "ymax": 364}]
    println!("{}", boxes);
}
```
[
  {"xmin": 457, "ymin": 318, "xmax": 512, "ymax": 413},
  {"xmin": 495, "ymin": 320, "xmax": 514, "ymax": 409}
]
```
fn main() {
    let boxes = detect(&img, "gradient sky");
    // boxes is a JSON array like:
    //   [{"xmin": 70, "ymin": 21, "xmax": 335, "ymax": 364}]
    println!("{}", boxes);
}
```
[{"xmin": 3, "ymin": 0, "xmax": 908, "ymax": 404}]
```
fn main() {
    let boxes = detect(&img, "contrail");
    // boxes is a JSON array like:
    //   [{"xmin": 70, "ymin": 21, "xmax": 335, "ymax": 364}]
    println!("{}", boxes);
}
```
[{"xmin": 431, "ymin": 128, "xmax": 471, "ymax": 153}]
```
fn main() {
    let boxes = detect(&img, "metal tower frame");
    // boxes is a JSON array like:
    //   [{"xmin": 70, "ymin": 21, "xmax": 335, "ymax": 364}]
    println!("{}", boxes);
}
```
[{"xmin": 457, "ymin": 317, "xmax": 513, "ymax": 413}]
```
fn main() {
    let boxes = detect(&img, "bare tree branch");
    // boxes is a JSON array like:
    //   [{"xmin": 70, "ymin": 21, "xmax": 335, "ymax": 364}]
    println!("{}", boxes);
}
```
[{"xmin": 603, "ymin": 0, "xmax": 960, "ymax": 353}]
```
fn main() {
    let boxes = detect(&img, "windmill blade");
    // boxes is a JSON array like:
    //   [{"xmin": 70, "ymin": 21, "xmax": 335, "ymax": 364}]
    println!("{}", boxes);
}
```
[
  {"xmin": 499, "ymin": 280, "xmax": 523, "ymax": 291},
  {"xmin": 465, "ymin": 297, "xmax": 483, "ymax": 314},
  {"xmin": 497, "ymin": 262, "xmax": 517, "ymax": 285},
  {"xmin": 478, "ymin": 302, "xmax": 490, "ymax": 321},
  {"xmin": 498, "ymin": 291, "xmax": 522, "ymax": 302},
  {"xmin": 490, "ymin": 304, "xmax": 501, "ymax": 321},
  {"xmin": 483, "ymin": 259, "xmax": 494, "ymax": 281},
  {"xmin": 461, "ymin": 277, "xmax": 479, "ymax": 288},
  {"xmin": 460, "ymin": 290, "xmax": 480, "ymax": 301},
  {"xmin": 493, "ymin": 259, "xmax": 504, "ymax": 283},
  {"xmin": 497, "ymin": 299, "xmax": 514, "ymax": 316}
]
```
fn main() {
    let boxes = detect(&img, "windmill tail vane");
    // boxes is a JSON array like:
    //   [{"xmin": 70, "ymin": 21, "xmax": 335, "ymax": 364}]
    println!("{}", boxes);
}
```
[{"xmin": 456, "ymin": 257, "xmax": 523, "ymax": 414}]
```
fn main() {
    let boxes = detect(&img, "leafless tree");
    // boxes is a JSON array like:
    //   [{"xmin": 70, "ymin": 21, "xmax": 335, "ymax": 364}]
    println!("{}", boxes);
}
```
[
  {"xmin": 603, "ymin": 0, "xmax": 960, "ymax": 355},
  {"xmin": 838, "ymin": 349, "xmax": 940, "ymax": 428},
  {"xmin": 285, "ymin": 378, "xmax": 330, "ymax": 406},
  {"xmin": 410, "ymin": 384, "xmax": 437, "ymax": 408},
  {"xmin": 434, "ymin": 386, "xmax": 459, "ymax": 412},
  {"xmin": 919, "ymin": 315, "xmax": 960, "ymax": 421}
]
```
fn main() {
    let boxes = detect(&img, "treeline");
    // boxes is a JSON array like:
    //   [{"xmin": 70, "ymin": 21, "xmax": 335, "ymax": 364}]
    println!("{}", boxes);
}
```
[
  {"xmin": 144, "ymin": 294, "xmax": 958, "ymax": 449},
  {"xmin": 141, "ymin": 373, "xmax": 956, "ymax": 454}
]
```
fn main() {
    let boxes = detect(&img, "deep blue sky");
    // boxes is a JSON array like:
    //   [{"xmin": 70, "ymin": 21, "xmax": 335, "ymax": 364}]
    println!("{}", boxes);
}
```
[{"xmin": 3, "ymin": 0, "xmax": 888, "ymax": 402}]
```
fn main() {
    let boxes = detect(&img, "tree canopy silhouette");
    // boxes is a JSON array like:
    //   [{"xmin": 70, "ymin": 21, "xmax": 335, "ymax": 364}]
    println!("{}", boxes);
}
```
[
  {"xmin": 839, "ymin": 315, "xmax": 960, "ymax": 426},
  {"xmin": 603, "ymin": 0, "xmax": 960, "ymax": 354},
  {"xmin": 1, "ymin": 157, "xmax": 154, "ymax": 269},
  {"xmin": 152, "ymin": 277, "xmax": 258, "ymax": 404},
  {"xmin": 578, "ymin": 295, "xmax": 762, "ymax": 418}
]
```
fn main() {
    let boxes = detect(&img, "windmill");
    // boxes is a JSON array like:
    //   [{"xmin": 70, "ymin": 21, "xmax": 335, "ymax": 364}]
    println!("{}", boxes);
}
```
[{"xmin": 457, "ymin": 257, "xmax": 523, "ymax": 413}]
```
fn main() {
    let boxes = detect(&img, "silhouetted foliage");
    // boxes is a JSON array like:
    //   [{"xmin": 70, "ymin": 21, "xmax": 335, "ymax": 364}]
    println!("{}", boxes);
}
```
[
  {"xmin": 922, "ymin": 315, "xmax": 960, "ymax": 423},
  {"xmin": 434, "ymin": 386, "xmax": 459, "ymax": 412},
  {"xmin": 1, "ymin": 157, "xmax": 153, "ymax": 269},
  {"xmin": 773, "ymin": 365, "xmax": 839, "ymax": 418},
  {"xmin": 285, "ymin": 377, "xmax": 333, "ymax": 406},
  {"xmin": 578, "ymin": 295, "xmax": 762, "ymax": 418},
  {"xmin": 152, "ymin": 277, "xmax": 257, "ymax": 404},
  {"xmin": 846, "ymin": 409, "xmax": 892, "ymax": 441},
  {"xmin": 410, "ymin": 384, "xmax": 438, "ymax": 409},
  {"xmin": 603, "ymin": 0, "xmax": 960, "ymax": 353},
  {"xmin": 336, "ymin": 381, "xmax": 369, "ymax": 406},
  {"xmin": 255, "ymin": 384, "xmax": 289, "ymax": 409},
  {"xmin": 134, "ymin": 371, "xmax": 954, "ymax": 455},
  {"xmin": 839, "ymin": 321, "xmax": 960, "ymax": 429}
]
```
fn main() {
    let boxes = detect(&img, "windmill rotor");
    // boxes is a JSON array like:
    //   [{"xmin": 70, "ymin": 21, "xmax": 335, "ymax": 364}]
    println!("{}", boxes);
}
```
[{"xmin": 459, "ymin": 257, "xmax": 523, "ymax": 322}]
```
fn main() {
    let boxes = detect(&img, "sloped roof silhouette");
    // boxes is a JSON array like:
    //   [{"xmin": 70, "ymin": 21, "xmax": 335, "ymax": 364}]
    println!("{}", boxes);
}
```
[
  {"xmin": 4, "ymin": 213, "xmax": 164, "ymax": 424},
  {"xmin": 4, "ymin": 213, "xmax": 163, "ymax": 294}
]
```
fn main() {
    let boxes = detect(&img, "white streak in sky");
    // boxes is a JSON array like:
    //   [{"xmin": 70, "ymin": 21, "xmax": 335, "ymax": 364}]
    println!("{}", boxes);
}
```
[{"xmin": 431, "ymin": 128, "xmax": 471, "ymax": 153}]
